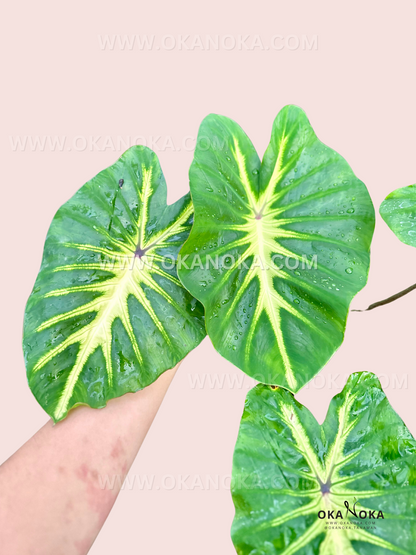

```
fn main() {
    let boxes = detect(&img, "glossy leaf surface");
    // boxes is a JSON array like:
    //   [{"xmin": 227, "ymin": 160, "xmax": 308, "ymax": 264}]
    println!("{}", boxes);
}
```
[
  {"xmin": 179, "ymin": 106, "xmax": 375, "ymax": 391},
  {"xmin": 380, "ymin": 185, "xmax": 416, "ymax": 247},
  {"xmin": 231, "ymin": 372, "xmax": 416, "ymax": 554},
  {"xmin": 24, "ymin": 146, "xmax": 206, "ymax": 421}
]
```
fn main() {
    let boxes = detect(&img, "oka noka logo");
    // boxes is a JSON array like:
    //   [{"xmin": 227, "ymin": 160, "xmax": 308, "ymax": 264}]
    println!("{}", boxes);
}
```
[{"xmin": 318, "ymin": 498, "xmax": 384, "ymax": 520}]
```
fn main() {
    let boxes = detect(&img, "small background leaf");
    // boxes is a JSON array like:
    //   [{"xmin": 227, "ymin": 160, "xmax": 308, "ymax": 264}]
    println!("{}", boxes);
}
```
[{"xmin": 380, "ymin": 184, "xmax": 416, "ymax": 248}]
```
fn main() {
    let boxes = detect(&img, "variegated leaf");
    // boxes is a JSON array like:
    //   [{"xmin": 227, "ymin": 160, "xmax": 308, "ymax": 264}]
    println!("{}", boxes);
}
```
[
  {"xmin": 231, "ymin": 372, "xmax": 416, "ymax": 555},
  {"xmin": 178, "ymin": 106, "xmax": 375, "ymax": 391},
  {"xmin": 24, "ymin": 146, "xmax": 206, "ymax": 422}
]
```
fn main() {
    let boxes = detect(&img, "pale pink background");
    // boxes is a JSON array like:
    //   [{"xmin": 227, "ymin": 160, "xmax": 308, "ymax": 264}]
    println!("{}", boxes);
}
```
[{"xmin": 1, "ymin": 1, "xmax": 416, "ymax": 553}]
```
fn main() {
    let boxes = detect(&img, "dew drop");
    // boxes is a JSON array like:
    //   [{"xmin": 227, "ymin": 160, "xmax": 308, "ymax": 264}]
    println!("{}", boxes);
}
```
[{"xmin": 345, "ymin": 268, "xmax": 353, "ymax": 274}]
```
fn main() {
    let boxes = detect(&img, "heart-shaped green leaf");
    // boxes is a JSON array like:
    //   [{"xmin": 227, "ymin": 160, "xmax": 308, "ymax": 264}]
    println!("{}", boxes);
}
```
[
  {"xmin": 380, "ymin": 185, "xmax": 416, "ymax": 248},
  {"xmin": 24, "ymin": 146, "xmax": 206, "ymax": 422},
  {"xmin": 178, "ymin": 106, "xmax": 375, "ymax": 391},
  {"xmin": 231, "ymin": 372, "xmax": 416, "ymax": 555}
]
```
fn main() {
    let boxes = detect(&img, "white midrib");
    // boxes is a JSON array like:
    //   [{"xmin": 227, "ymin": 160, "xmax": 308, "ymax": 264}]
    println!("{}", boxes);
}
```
[
  {"xmin": 54, "ymin": 266, "xmax": 138, "ymax": 419},
  {"xmin": 254, "ymin": 217, "xmax": 297, "ymax": 389}
]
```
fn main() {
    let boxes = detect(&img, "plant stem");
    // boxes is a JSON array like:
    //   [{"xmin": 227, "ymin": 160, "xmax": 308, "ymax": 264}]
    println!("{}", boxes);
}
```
[{"xmin": 352, "ymin": 282, "xmax": 416, "ymax": 312}]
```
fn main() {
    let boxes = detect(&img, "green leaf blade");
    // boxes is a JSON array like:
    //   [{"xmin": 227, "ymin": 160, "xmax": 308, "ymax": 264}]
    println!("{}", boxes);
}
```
[
  {"xmin": 231, "ymin": 372, "xmax": 416, "ymax": 555},
  {"xmin": 179, "ymin": 106, "xmax": 375, "ymax": 391},
  {"xmin": 24, "ymin": 146, "xmax": 206, "ymax": 422},
  {"xmin": 380, "ymin": 184, "xmax": 416, "ymax": 248}
]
